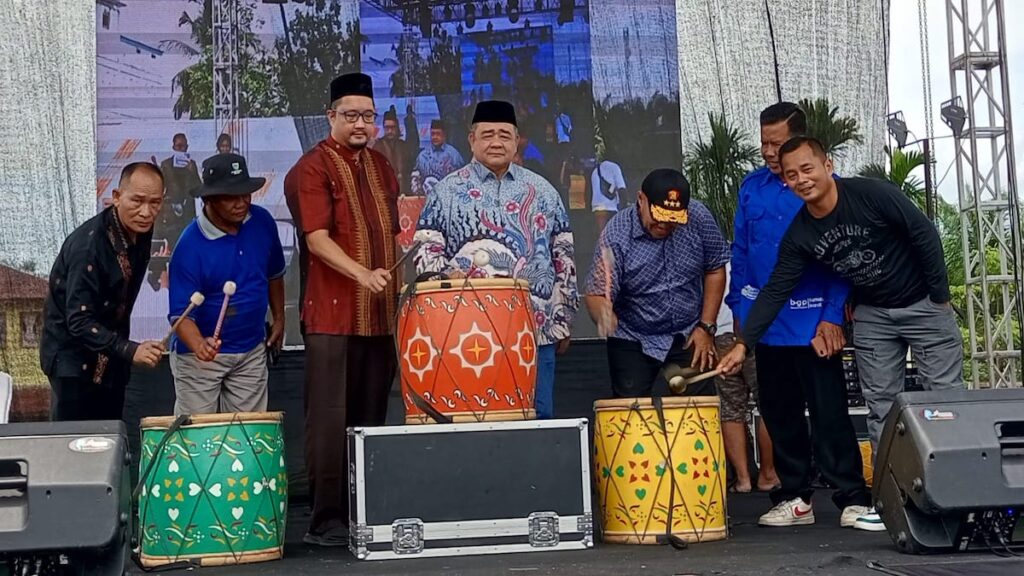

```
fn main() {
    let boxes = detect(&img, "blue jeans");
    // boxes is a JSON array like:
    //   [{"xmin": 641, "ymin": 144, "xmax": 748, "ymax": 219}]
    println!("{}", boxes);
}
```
[{"xmin": 535, "ymin": 344, "xmax": 556, "ymax": 419}]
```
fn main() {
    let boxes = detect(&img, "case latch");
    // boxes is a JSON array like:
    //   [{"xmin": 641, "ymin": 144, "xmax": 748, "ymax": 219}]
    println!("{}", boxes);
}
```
[
  {"xmin": 528, "ymin": 511, "xmax": 560, "ymax": 547},
  {"xmin": 392, "ymin": 518, "xmax": 425, "ymax": 555}
]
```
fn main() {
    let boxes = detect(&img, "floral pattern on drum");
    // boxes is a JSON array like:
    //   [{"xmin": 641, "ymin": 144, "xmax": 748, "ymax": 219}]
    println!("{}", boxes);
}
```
[
  {"xmin": 137, "ymin": 414, "xmax": 288, "ymax": 567},
  {"xmin": 593, "ymin": 398, "xmax": 727, "ymax": 545}
]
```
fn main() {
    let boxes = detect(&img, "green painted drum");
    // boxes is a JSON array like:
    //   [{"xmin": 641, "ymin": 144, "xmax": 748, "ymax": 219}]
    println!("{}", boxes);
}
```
[{"xmin": 138, "ymin": 412, "xmax": 288, "ymax": 567}]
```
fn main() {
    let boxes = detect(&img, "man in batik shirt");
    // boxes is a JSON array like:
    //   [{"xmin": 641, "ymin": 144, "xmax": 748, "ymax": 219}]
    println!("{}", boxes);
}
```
[
  {"xmin": 413, "ymin": 100, "xmax": 579, "ymax": 419},
  {"xmin": 414, "ymin": 119, "xmax": 464, "ymax": 185}
]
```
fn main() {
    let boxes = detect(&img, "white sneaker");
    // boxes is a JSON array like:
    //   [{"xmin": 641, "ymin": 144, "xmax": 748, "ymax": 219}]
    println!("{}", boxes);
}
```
[
  {"xmin": 841, "ymin": 505, "xmax": 871, "ymax": 528},
  {"xmin": 852, "ymin": 507, "xmax": 887, "ymax": 532},
  {"xmin": 758, "ymin": 497, "xmax": 815, "ymax": 527}
]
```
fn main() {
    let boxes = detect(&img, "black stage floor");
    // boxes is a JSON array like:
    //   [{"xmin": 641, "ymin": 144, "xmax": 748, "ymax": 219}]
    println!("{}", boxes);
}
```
[
  {"xmin": 134, "ymin": 493, "xmax": 1012, "ymax": 576},
  {"xmin": 121, "ymin": 342, "xmax": 1014, "ymax": 575}
]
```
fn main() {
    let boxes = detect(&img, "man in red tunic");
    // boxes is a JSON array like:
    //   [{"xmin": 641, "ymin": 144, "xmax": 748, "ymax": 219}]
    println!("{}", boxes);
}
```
[{"xmin": 284, "ymin": 72, "xmax": 400, "ymax": 546}]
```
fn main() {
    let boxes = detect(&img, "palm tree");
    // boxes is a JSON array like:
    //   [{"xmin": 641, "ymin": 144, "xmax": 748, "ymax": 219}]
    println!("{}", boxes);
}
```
[
  {"xmin": 162, "ymin": 0, "xmax": 285, "ymax": 119},
  {"xmin": 683, "ymin": 112, "xmax": 760, "ymax": 240},
  {"xmin": 858, "ymin": 146, "xmax": 927, "ymax": 209},
  {"xmin": 799, "ymin": 97, "xmax": 863, "ymax": 158}
]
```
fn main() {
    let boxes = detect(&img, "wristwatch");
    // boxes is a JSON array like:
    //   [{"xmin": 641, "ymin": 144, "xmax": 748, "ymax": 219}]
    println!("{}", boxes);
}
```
[{"xmin": 696, "ymin": 321, "xmax": 717, "ymax": 336}]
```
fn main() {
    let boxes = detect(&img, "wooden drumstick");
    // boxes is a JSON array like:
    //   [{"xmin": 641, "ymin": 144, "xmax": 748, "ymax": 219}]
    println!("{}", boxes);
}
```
[
  {"xmin": 666, "ymin": 365, "xmax": 722, "ymax": 395},
  {"xmin": 212, "ymin": 281, "xmax": 236, "ymax": 342},
  {"xmin": 161, "ymin": 291, "xmax": 205, "ymax": 347}
]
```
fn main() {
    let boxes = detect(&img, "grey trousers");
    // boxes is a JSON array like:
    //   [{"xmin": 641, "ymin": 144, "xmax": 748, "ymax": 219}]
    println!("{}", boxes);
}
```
[
  {"xmin": 170, "ymin": 344, "xmax": 269, "ymax": 415},
  {"xmin": 853, "ymin": 296, "xmax": 964, "ymax": 449}
]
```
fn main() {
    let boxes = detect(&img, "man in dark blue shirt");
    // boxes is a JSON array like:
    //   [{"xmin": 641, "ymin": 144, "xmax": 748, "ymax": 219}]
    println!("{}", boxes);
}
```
[
  {"xmin": 729, "ymin": 103, "xmax": 870, "ymax": 530},
  {"xmin": 168, "ymin": 154, "xmax": 286, "ymax": 415},
  {"xmin": 584, "ymin": 169, "xmax": 729, "ymax": 397}
]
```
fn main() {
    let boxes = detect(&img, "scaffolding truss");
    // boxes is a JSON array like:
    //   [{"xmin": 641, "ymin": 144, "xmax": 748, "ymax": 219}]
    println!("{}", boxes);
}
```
[{"xmin": 946, "ymin": 0, "xmax": 1023, "ymax": 387}]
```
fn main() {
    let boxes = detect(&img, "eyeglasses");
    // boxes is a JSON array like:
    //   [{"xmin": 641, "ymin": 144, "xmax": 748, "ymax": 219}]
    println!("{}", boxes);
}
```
[{"xmin": 331, "ymin": 109, "xmax": 378, "ymax": 124}]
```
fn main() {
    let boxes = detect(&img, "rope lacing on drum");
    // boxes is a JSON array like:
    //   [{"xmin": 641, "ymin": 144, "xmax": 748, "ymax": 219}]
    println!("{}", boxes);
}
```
[
  {"xmin": 397, "ymin": 274, "xmax": 535, "ymax": 423},
  {"xmin": 597, "ymin": 397, "xmax": 727, "ymax": 547},
  {"xmin": 137, "ymin": 414, "xmax": 284, "ymax": 567}
]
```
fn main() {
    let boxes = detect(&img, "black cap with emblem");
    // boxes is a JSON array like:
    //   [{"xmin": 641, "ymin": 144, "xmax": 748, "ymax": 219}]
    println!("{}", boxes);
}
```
[
  {"xmin": 191, "ymin": 153, "xmax": 266, "ymax": 198},
  {"xmin": 641, "ymin": 168, "xmax": 690, "ymax": 224}
]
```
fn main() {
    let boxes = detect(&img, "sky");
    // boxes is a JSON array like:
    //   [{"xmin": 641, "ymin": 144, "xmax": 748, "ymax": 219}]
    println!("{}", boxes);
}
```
[{"xmin": 887, "ymin": 0, "xmax": 1023, "ymax": 204}]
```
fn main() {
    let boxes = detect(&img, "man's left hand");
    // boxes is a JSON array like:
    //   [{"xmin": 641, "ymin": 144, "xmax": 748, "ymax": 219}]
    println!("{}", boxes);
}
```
[
  {"xmin": 266, "ymin": 319, "xmax": 285, "ymax": 353},
  {"xmin": 813, "ymin": 320, "xmax": 846, "ymax": 358},
  {"xmin": 687, "ymin": 328, "xmax": 716, "ymax": 371},
  {"xmin": 556, "ymin": 337, "xmax": 571, "ymax": 356}
]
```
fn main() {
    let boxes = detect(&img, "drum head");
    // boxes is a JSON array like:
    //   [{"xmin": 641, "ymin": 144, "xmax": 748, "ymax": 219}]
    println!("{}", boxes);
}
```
[
  {"xmin": 141, "ymin": 411, "xmax": 284, "ymax": 429},
  {"xmin": 404, "ymin": 277, "xmax": 530, "ymax": 294},
  {"xmin": 593, "ymin": 397, "xmax": 720, "ymax": 412}
]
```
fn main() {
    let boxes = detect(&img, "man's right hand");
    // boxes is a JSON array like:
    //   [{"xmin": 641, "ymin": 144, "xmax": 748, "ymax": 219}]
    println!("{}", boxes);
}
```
[
  {"xmin": 195, "ymin": 337, "xmax": 221, "ymax": 362},
  {"xmin": 717, "ymin": 341, "xmax": 747, "ymax": 376},
  {"xmin": 358, "ymin": 267, "xmax": 392, "ymax": 293},
  {"xmin": 594, "ymin": 298, "xmax": 618, "ymax": 338},
  {"xmin": 133, "ymin": 340, "xmax": 166, "ymax": 368}
]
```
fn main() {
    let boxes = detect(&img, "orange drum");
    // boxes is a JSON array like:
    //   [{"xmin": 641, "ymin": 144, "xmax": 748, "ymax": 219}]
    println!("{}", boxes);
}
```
[
  {"xmin": 398, "ymin": 278, "xmax": 537, "ymax": 424},
  {"xmin": 397, "ymin": 195, "xmax": 426, "ymax": 250}
]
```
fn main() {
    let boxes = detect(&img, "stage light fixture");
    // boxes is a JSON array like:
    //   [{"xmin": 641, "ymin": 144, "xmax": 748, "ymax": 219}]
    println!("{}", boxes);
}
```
[
  {"xmin": 886, "ymin": 111, "xmax": 909, "ymax": 149},
  {"xmin": 534, "ymin": 0, "xmax": 543, "ymax": 12},
  {"xmin": 464, "ymin": 2, "xmax": 476, "ymax": 28},
  {"xmin": 495, "ymin": 2, "xmax": 503, "ymax": 16},
  {"xmin": 482, "ymin": 2, "xmax": 491, "ymax": 18},
  {"xmin": 941, "ymin": 97, "xmax": 968, "ymax": 138},
  {"xmin": 443, "ymin": 4, "xmax": 453, "ymax": 19}
]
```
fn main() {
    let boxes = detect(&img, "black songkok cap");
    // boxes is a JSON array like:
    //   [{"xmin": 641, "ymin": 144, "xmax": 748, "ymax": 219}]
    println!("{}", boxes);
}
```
[
  {"xmin": 330, "ymin": 73, "xmax": 373, "ymax": 103},
  {"xmin": 471, "ymin": 100, "xmax": 517, "ymax": 126}
]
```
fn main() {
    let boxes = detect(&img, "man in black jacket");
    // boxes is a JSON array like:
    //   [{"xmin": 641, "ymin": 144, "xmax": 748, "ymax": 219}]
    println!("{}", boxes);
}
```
[
  {"xmin": 719, "ymin": 136, "xmax": 964, "ymax": 531},
  {"xmin": 41, "ymin": 162, "xmax": 167, "ymax": 421}
]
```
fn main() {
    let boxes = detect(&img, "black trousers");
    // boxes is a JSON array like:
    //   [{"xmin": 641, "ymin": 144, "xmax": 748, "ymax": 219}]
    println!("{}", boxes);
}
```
[
  {"xmin": 756, "ymin": 344, "xmax": 869, "ymax": 509},
  {"xmin": 303, "ymin": 334, "xmax": 396, "ymax": 534},
  {"xmin": 607, "ymin": 336, "xmax": 717, "ymax": 398},
  {"xmin": 49, "ymin": 376, "xmax": 126, "ymax": 421}
]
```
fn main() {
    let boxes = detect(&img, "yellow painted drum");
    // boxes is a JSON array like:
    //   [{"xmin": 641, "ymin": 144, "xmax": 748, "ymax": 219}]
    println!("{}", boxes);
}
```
[{"xmin": 593, "ymin": 397, "xmax": 727, "ymax": 544}]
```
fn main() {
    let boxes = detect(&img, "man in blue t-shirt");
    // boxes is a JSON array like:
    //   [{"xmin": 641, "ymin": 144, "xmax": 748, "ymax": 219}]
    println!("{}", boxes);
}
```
[{"xmin": 168, "ymin": 154, "xmax": 286, "ymax": 415}]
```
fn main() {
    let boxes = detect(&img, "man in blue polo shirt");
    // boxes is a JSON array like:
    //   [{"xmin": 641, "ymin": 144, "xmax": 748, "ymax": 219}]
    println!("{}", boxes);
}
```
[
  {"xmin": 168, "ymin": 154, "xmax": 286, "ymax": 415},
  {"xmin": 728, "ymin": 102, "xmax": 870, "ymax": 529}
]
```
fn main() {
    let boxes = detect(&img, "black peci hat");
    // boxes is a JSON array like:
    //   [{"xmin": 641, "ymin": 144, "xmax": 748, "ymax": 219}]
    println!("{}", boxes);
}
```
[
  {"xmin": 471, "ymin": 100, "xmax": 517, "ymax": 126},
  {"xmin": 330, "ymin": 72, "xmax": 374, "ymax": 103}
]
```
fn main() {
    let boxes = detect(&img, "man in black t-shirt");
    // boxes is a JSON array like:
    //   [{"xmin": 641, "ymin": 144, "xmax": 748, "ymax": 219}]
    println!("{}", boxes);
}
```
[{"xmin": 719, "ymin": 136, "xmax": 964, "ymax": 531}]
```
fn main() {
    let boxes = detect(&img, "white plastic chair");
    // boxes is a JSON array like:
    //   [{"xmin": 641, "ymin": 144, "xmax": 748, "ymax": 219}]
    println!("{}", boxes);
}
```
[{"xmin": 0, "ymin": 371, "xmax": 12, "ymax": 424}]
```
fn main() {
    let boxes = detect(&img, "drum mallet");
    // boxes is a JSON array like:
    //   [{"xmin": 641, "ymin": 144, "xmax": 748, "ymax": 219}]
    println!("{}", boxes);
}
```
[
  {"xmin": 665, "ymin": 364, "xmax": 722, "ymax": 395},
  {"xmin": 212, "ymin": 281, "xmax": 236, "ymax": 342},
  {"xmin": 472, "ymin": 250, "xmax": 490, "ymax": 270},
  {"xmin": 161, "ymin": 291, "xmax": 205, "ymax": 347}
]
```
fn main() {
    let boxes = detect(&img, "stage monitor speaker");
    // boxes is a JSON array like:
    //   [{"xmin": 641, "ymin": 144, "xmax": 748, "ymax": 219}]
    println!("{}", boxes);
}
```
[
  {"xmin": 874, "ymin": 388, "xmax": 1024, "ymax": 554},
  {"xmin": 0, "ymin": 420, "xmax": 130, "ymax": 575}
]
